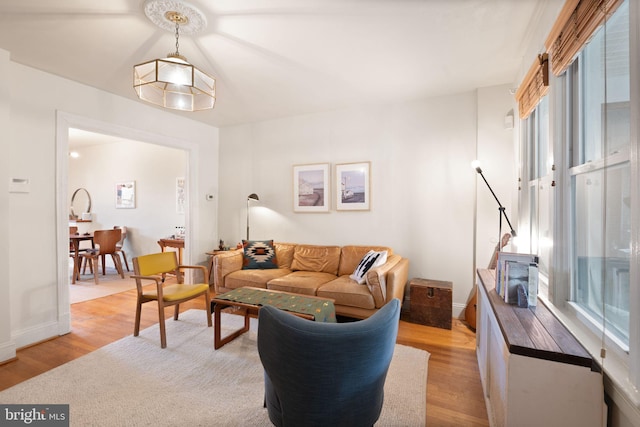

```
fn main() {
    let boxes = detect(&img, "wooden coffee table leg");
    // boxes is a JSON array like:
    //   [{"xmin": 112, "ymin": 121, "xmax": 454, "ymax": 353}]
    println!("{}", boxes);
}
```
[{"xmin": 214, "ymin": 303, "xmax": 251, "ymax": 349}]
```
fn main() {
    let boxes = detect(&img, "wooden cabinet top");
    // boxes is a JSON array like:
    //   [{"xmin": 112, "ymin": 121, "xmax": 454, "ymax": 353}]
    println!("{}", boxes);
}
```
[
  {"xmin": 477, "ymin": 268, "xmax": 599, "ymax": 371},
  {"xmin": 409, "ymin": 278, "xmax": 452, "ymax": 290}
]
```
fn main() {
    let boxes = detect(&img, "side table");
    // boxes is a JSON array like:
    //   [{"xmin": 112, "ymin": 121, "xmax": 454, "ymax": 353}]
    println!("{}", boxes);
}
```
[
  {"xmin": 409, "ymin": 278, "xmax": 452, "ymax": 329},
  {"xmin": 206, "ymin": 250, "xmax": 230, "ymax": 285},
  {"xmin": 158, "ymin": 238, "xmax": 184, "ymax": 264}
]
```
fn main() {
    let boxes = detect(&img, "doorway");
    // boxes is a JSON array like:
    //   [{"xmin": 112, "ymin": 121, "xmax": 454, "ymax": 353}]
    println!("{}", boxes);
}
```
[
  {"xmin": 68, "ymin": 129, "xmax": 188, "ymax": 300},
  {"xmin": 56, "ymin": 112, "xmax": 195, "ymax": 334}
]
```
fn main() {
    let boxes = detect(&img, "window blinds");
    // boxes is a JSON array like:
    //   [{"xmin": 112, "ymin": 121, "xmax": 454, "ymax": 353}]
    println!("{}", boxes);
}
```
[
  {"xmin": 516, "ymin": 0, "xmax": 622, "ymax": 119},
  {"xmin": 515, "ymin": 53, "xmax": 549, "ymax": 119},
  {"xmin": 545, "ymin": 0, "xmax": 624, "ymax": 76}
]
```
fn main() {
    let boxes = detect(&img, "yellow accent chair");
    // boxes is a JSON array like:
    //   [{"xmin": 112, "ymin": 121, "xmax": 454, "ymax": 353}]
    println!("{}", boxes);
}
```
[{"xmin": 131, "ymin": 252, "xmax": 212, "ymax": 348}]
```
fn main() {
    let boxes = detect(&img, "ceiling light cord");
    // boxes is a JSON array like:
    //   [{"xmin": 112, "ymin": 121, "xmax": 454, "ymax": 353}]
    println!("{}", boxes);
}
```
[{"xmin": 174, "ymin": 20, "xmax": 180, "ymax": 58}]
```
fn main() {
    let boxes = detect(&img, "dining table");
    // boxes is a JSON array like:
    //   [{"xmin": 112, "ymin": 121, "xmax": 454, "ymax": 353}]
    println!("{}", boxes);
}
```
[{"xmin": 69, "ymin": 232, "xmax": 94, "ymax": 284}]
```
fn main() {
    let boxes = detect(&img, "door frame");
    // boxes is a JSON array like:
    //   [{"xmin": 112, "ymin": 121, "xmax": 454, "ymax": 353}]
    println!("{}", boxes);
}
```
[{"xmin": 55, "ymin": 111, "xmax": 197, "ymax": 334}]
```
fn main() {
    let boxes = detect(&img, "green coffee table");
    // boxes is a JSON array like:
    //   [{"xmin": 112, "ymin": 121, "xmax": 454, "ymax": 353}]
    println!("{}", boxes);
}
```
[{"xmin": 211, "ymin": 287, "xmax": 336, "ymax": 349}]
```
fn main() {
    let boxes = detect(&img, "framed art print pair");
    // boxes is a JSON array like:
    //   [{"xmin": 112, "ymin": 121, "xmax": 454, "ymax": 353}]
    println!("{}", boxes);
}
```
[{"xmin": 292, "ymin": 162, "xmax": 370, "ymax": 213}]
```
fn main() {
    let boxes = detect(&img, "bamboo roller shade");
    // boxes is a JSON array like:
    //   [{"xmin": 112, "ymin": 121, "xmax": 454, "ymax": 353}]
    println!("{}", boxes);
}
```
[{"xmin": 515, "ymin": 0, "xmax": 623, "ymax": 118}]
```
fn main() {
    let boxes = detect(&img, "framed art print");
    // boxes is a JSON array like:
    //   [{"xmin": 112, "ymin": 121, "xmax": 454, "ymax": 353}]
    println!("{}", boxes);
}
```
[
  {"xmin": 115, "ymin": 181, "xmax": 135, "ymax": 209},
  {"xmin": 336, "ymin": 162, "xmax": 370, "ymax": 211},
  {"xmin": 176, "ymin": 177, "xmax": 185, "ymax": 214},
  {"xmin": 293, "ymin": 163, "xmax": 330, "ymax": 212}
]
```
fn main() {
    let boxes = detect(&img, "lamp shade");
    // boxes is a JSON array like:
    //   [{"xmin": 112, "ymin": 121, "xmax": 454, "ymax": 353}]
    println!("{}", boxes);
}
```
[
  {"xmin": 133, "ymin": 56, "xmax": 215, "ymax": 112},
  {"xmin": 247, "ymin": 193, "xmax": 259, "ymax": 201}
]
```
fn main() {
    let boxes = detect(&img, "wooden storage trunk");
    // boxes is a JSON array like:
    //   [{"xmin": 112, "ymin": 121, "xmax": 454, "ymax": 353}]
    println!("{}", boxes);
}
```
[{"xmin": 409, "ymin": 278, "xmax": 452, "ymax": 329}]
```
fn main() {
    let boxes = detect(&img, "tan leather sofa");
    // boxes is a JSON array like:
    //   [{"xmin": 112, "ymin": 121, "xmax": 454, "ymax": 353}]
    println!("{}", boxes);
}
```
[{"xmin": 213, "ymin": 243, "xmax": 409, "ymax": 319}]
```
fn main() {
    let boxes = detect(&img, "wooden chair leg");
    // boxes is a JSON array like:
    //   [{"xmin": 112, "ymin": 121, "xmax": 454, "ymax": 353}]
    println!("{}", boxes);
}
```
[
  {"xmin": 121, "ymin": 250, "xmax": 130, "ymax": 272},
  {"xmin": 205, "ymin": 292, "xmax": 212, "ymax": 327},
  {"xmin": 81, "ymin": 257, "xmax": 93, "ymax": 275},
  {"xmin": 134, "ymin": 299, "xmax": 142, "ymax": 337},
  {"xmin": 118, "ymin": 255, "xmax": 125, "ymax": 278},
  {"xmin": 71, "ymin": 256, "xmax": 80, "ymax": 283},
  {"xmin": 173, "ymin": 304, "xmax": 180, "ymax": 321},
  {"xmin": 112, "ymin": 254, "xmax": 125, "ymax": 279},
  {"xmin": 101, "ymin": 254, "xmax": 106, "ymax": 275},
  {"xmin": 92, "ymin": 257, "xmax": 99, "ymax": 285},
  {"xmin": 158, "ymin": 302, "xmax": 167, "ymax": 349}
]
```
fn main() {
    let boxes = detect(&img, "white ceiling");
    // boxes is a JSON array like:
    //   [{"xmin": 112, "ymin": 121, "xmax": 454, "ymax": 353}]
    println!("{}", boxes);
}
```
[{"xmin": 0, "ymin": 0, "xmax": 547, "ymax": 128}]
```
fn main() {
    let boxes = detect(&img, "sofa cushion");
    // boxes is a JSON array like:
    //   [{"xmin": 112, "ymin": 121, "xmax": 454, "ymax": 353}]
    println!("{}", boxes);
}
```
[
  {"xmin": 225, "ymin": 268, "xmax": 292, "ymax": 290},
  {"xmin": 267, "ymin": 271, "xmax": 337, "ymax": 296},
  {"xmin": 242, "ymin": 240, "xmax": 278, "ymax": 269},
  {"xmin": 365, "ymin": 254, "xmax": 401, "ymax": 307},
  {"xmin": 317, "ymin": 276, "xmax": 376, "ymax": 310},
  {"xmin": 274, "ymin": 242, "xmax": 296, "ymax": 269},
  {"xmin": 290, "ymin": 245, "xmax": 341, "ymax": 275},
  {"xmin": 338, "ymin": 245, "xmax": 393, "ymax": 277},
  {"xmin": 350, "ymin": 250, "xmax": 388, "ymax": 284}
]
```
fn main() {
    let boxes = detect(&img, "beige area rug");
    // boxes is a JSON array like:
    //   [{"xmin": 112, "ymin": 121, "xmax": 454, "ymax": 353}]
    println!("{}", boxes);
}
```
[
  {"xmin": 0, "ymin": 310, "xmax": 429, "ymax": 426},
  {"xmin": 69, "ymin": 262, "xmax": 137, "ymax": 304}
]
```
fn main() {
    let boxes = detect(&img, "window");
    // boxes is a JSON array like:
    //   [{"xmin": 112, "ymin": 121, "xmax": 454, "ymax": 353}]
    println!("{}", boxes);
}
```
[
  {"xmin": 522, "ymin": 0, "xmax": 631, "ymax": 350},
  {"xmin": 568, "ymin": 0, "xmax": 630, "ymax": 348},
  {"xmin": 521, "ymin": 96, "xmax": 552, "ymax": 299},
  {"xmin": 519, "ymin": 0, "xmax": 639, "ymax": 408}
]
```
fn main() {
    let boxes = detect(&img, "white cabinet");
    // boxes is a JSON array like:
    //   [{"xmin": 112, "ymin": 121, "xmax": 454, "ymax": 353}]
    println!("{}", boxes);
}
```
[{"xmin": 476, "ymin": 269, "xmax": 605, "ymax": 427}]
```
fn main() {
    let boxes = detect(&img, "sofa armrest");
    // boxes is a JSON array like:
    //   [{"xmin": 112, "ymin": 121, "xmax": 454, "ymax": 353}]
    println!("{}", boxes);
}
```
[
  {"xmin": 365, "ymin": 255, "xmax": 401, "ymax": 308},
  {"xmin": 213, "ymin": 249, "xmax": 243, "ymax": 293},
  {"xmin": 385, "ymin": 258, "xmax": 409, "ymax": 304}
]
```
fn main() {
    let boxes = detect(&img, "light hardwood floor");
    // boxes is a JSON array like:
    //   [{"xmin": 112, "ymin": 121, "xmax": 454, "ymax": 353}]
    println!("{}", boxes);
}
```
[{"xmin": 0, "ymin": 289, "xmax": 489, "ymax": 426}]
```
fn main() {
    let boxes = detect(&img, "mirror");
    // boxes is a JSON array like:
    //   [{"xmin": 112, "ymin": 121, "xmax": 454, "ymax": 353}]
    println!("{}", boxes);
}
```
[{"xmin": 70, "ymin": 188, "xmax": 92, "ymax": 220}]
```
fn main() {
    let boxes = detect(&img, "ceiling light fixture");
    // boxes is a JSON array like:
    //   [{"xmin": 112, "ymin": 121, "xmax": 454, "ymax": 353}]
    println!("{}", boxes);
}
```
[{"xmin": 133, "ymin": 0, "xmax": 215, "ymax": 112}]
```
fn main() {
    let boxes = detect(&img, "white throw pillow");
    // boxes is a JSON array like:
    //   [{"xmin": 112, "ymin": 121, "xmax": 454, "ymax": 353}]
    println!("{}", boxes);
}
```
[{"xmin": 350, "ymin": 250, "xmax": 388, "ymax": 284}]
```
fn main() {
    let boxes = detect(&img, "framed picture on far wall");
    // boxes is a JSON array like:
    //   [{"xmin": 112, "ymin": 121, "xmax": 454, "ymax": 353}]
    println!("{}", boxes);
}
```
[
  {"xmin": 336, "ymin": 162, "xmax": 370, "ymax": 211},
  {"xmin": 115, "ymin": 181, "xmax": 136, "ymax": 209},
  {"xmin": 293, "ymin": 163, "xmax": 330, "ymax": 212},
  {"xmin": 176, "ymin": 177, "xmax": 185, "ymax": 214}
]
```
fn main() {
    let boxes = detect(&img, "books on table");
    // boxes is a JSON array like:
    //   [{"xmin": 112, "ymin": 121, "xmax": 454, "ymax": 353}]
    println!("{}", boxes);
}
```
[{"xmin": 495, "ymin": 252, "xmax": 539, "ymax": 305}]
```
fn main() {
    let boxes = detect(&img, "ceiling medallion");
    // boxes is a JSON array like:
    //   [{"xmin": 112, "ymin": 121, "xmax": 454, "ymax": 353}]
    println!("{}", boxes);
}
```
[{"xmin": 143, "ymin": 0, "xmax": 207, "ymax": 35}]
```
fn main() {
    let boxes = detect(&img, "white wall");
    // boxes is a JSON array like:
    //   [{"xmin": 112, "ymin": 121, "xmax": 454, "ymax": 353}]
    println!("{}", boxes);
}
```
[
  {"xmin": 3, "ymin": 58, "xmax": 219, "ymax": 359},
  {"xmin": 68, "ymin": 139, "xmax": 187, "ymax": 261},
  {"xmin": 218, "ymin": 91, "xmax": 512, "ymax": 316},
  {"xmin": 0, "ymin": 49, "xmax": 12, "ymax": 362}
]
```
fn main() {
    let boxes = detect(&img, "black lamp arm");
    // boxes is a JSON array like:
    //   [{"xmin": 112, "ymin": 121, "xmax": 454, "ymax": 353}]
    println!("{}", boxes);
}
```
[{"xmin": 476, "ymin": 167, "xmax": 517, "ymax": 237}]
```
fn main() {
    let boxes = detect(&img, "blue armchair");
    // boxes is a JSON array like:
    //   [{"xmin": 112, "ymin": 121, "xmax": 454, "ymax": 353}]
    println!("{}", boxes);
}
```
[{"xmin": 257, "ymin": 298, "xmax": 401, "ymax": 427}]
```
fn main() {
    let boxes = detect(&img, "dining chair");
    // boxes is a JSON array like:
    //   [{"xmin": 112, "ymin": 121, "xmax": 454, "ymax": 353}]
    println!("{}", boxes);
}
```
[
  {"xmin": 69, "ymin": 226, "xmax": 80, "ymax": 281},
  {"xmin": 114, "ymin": 226, "xmax": 130, "ymax": 271},
  {"xmin": 69, "ymin": 226, "xmax": 79, "ymax": 255},
  {"xmin": 131, "ymin": 251, "xmax": 212, "ymax": 348},
  {"xmin": 80, "ymin": 228, "xmax": 125, "ymax": 284}
]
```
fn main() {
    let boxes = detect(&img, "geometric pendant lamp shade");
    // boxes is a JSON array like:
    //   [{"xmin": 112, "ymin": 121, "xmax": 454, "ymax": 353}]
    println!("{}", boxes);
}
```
[
  {"xmin": 133, "ymin": 0, "xmax": 215, "ymax": 112},
  {"xmin": 133, "ymin": 56, "xmax": 216, "ymax": 111}
]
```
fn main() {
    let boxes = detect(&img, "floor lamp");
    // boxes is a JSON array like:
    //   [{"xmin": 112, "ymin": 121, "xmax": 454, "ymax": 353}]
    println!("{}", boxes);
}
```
[
  {"xmin": 246, "ymin": 193, "xmax": 259, "ymax": 241},
  {"xmin": 473, "ymin": 162, "xmax": 516, "ymax": 246}
]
